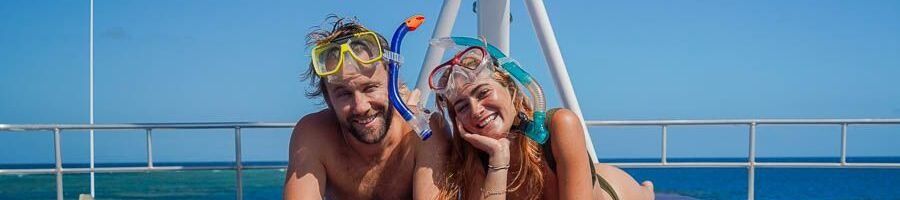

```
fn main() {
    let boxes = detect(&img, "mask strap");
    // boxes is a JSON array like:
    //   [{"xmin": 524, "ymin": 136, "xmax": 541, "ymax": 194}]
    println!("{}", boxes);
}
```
[
  {"xmin": 383, "ymin": 50, "xmax": 404, "ymax": 64},
  {"xmin": 478, "ymin": 35, "xmax": 489, "ymax": 49}
]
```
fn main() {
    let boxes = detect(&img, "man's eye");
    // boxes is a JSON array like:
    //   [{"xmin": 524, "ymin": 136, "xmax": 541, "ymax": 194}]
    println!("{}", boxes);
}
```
[{"xmin": 363, "ymin": 84, "xmax": 380, "ymax": 93}]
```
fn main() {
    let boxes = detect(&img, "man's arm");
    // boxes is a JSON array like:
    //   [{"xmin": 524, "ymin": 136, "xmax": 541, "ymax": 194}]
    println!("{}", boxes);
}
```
[
  {"xmin": 413, "ymin": 111, "xmax": 450, "ymax": 200},
  {"xmin": 284, "ymin": 115, "xmax": 328, "ymax": 200}
]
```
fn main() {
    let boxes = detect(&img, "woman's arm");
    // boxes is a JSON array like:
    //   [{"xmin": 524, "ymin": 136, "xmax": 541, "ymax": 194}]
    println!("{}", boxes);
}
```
[
  {"xmin": 481, "ymin": 148, "xmax": 510, "ymax": 200},
  {"xmin": 461, "ymin": 132, "xmax": 511, "ymax": 200},
  {"xmin": 548, "ymin": 109, "xmax": 596, "ymax": 199}
]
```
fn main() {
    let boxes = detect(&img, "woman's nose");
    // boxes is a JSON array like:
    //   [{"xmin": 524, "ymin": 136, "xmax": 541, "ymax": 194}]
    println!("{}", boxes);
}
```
[{"xmin": 469, "ymin": 99, "xmax": 486, "ymax": 117}]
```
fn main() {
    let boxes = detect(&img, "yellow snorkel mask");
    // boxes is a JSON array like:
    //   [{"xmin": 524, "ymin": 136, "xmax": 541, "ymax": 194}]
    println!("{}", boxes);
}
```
[{"xmin": 310, "ymin": 31, "xmax": 402, "ymax": 81}]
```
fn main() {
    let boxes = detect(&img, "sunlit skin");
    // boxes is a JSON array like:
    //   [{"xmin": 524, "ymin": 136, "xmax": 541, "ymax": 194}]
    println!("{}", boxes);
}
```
[
  {"xmin": 447, "ymin": 80, "xmax": 517, "ymax": 140},
  {"xmin": 421, "ymin": 72, "xmax": 655, "ymax": 199},
  {"xmin": 324, "ymin": 49, "xmax": 392, "ymax": 144},
  {"xmin": 285, "ymin": 32, "xmax": 449, "ymax": 199}
]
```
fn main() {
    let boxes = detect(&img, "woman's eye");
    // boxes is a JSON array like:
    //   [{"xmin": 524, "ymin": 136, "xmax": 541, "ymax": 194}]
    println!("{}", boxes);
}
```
[
  {"xmin": 336, "ymin": 91, "xmax": 352, "ymax": 98},
  {"xmin": 454, "ymin": 103, "xmax": 469, "ymax": 113},
  {"xmin": 477, "ymin": 88, "xmax": 491, "ymax": 99}
]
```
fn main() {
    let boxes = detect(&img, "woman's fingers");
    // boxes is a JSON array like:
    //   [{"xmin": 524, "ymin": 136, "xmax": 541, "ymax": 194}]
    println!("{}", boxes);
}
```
[
  {"xmin": 428, "ymin": 110, "xmax": 442, "ymax": 127},
  {"xmin": 460, "ymin": 133, "xmax": 501, "ymax": 154},
  {"xmin": 460, "ymin": 133, "xmax": 489, "ymax": 150},
  {"xmin": 405, "ymin": 88, "xmax": 421, "ymax": 104},
  {"xmin": 428, "ymin": 110, "xmax": 449, "ymax": 135},
  {"xmin": 402, "ymin": 88, "xmax": 422, "ymax": 112},
  {"xmin": 399, "ymin": 82, "xmax": 410, "ymax": 96}
]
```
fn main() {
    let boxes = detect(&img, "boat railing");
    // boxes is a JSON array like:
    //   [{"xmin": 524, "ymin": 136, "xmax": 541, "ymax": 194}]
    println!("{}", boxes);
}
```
[{"xmin": 2, "ymin": 118, "xmax": 899, "ymax": 200}]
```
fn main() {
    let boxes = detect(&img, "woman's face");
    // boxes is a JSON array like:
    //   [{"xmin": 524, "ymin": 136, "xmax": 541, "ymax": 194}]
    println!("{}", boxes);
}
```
[{"xmin": 446, "ymin": 78, "xmax": 517, "ymax": 139}]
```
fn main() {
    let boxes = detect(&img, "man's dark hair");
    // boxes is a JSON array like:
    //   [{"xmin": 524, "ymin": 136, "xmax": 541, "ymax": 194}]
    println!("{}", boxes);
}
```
[{"xmin": 302, "ymin": 15, "xmax": 390, "ymax": 103}]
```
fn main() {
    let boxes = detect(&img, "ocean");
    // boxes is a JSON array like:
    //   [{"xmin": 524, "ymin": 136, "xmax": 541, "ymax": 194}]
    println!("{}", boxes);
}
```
[{"xmin": 1, "ymin": 157, "xmax": 898, "ymax": 200}]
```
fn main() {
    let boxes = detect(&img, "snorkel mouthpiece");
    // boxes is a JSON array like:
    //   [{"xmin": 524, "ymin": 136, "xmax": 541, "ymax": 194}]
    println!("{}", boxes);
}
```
[
  {"xmin": 405, "ymin": 15, "xmax": 425, "ymax": 31},
  {"xmin": 525, "ymin": 111, "xmax": 549, "ymax": 144}
]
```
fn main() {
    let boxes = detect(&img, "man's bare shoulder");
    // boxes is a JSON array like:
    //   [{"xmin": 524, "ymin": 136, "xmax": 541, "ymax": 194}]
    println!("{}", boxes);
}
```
[
  {"xmin": 285, "ymin": 109, "xmax": 340, "ymax": 199},
  {"xmin": 290, "ymin": 109, "xmax": 341, "ymax": 153}
]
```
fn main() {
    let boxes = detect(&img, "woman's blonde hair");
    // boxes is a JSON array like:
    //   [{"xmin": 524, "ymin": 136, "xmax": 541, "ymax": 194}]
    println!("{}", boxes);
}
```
[{"xmin": 435, "ymin": 60, "xmax": 546, "ymax": 200}]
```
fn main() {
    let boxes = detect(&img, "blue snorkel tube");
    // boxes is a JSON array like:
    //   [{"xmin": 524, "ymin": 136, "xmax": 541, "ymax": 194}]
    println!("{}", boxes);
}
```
[
  {"xmin": 388, "ymin": 15, "xmax": 432, "ymax": 140},
  {"xmin": 430, "ymin": 37, "xmax": 549, "ymax": 144}
]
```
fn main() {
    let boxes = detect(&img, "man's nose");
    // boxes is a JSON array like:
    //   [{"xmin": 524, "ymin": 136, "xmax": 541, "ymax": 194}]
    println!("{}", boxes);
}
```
[{"xmin": 351, "ymin": 93, "xmax": 373, "ymax": 114}]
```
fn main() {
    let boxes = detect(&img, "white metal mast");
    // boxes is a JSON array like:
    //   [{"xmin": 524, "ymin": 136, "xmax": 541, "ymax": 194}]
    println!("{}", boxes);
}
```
[{"xmin": 89, "ymin": 0, "xmax": 96, "ymax": 197}]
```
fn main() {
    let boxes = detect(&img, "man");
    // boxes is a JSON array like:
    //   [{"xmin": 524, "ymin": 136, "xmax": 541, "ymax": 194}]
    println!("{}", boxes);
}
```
[{"xmin": 283, "ymin": 16, "xmax": 446, "ymax": 199}]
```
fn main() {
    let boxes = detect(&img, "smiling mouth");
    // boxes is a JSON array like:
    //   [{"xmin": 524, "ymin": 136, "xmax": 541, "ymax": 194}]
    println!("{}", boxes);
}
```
[
  {"xmin": 476, "ymin": 113, "xmax": 499, "ymax": 129},
  {"xmin": 352, "ymin": 113, "xmax": 380, "ymax": 126}
]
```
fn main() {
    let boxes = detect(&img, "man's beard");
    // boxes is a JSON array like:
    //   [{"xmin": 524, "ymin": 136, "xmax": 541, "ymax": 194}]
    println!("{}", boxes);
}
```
[{"xmin": 346, "ymin": 105, "xmax": 394, "ymax": 144}]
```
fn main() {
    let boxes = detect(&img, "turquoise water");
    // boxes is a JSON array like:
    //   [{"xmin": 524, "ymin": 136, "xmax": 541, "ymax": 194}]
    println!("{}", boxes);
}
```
[
  {"xmin": 2, "ymin": 158, "xmax": 899, "ymax": 199},
  {"xmin": 0, "ymin": 170, "xmax": 277, "ymax": 199}
]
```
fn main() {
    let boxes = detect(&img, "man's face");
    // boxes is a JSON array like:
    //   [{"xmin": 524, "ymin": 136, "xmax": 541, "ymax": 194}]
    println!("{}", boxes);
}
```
[{"xmin": 324, "ymin": 52, "xmax": 393, "ymax": 144}]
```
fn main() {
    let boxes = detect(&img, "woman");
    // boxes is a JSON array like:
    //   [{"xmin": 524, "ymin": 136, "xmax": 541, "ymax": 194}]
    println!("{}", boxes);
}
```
[{"xmin": 419, "ymin": 44, "xmax": 655, "ymax": 199}]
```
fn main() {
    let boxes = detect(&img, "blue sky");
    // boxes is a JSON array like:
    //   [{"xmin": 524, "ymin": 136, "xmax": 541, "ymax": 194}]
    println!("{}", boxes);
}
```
[{"xmin": 1, "ymin": 0, "xmax": 898, "ymax": 164}]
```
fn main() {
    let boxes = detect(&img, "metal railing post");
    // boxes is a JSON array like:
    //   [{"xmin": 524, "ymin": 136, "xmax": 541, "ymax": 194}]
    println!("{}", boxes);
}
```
[
  {"xmin": 841, "ymin": 123, "xmax": 848, "ymax": 166},
  {"xmin": 661, "ymin": 125, "xmax": 668, "ymax": 165},
  {"xmin": 53, "ymin": 128, "xmax": 63, "ymax": 200},
  {"xmin": 748, "ymin": 123, "xmax": 756, "ymax": 200},
  {"xmin": 147, "ymin": 129, "xmax": 154, "ymax": 168},
  {"xmin": 523, "ymin": 0, "xmax": 598, "ymax": 163},
  {"xmin": 234, "ymin": 127, "xmax": 243, "ymax": 200}
]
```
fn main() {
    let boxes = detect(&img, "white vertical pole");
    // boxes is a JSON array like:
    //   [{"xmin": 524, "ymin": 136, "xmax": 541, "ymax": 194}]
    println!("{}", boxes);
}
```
[
  {"xmin": 234, "ymin": 127, "xmax": 243, "ymax": 200},
  {"xmin": 415, "ymin": 0, "xmax": 463, "ymax": 105},
  {"xmin": 522, "ymin": 0, "xmax": 598, "ymax": 163},
  {"xmin": 661, "ymin": 125, "xmax": 668, "ymax": 165},
  {"xmin": 146, "ymin": 129, "xmax": 153, "ymax": 168},
  {"xmin": 477, "ymin": 0, "xmax": 510, "ymax": 54},
  {"xmin": 54, "ymin": 128, "xmax": 63, "ymax": 200},
  {"xmin": 748, "ymin": 123, "xmax": 756, "ymax": 200},
  {"xmin": 840, "ymin": 123, "xmax": 847, "ymax": 166},
  {"xmin": 89, "ymin": 0, "xmax": 96, "ymax": 198}
]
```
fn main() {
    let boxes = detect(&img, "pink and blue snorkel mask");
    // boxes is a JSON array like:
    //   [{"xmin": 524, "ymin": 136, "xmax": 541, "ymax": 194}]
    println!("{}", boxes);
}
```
[{"xmin": 428, "ymin": 37, "xmax": 549, "ymax": 144}]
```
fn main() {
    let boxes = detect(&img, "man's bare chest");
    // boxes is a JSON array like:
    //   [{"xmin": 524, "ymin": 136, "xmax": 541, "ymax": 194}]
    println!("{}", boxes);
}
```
[{"xmin": 325, "ymin": 153, "xmax": 415, "ymax": 199}]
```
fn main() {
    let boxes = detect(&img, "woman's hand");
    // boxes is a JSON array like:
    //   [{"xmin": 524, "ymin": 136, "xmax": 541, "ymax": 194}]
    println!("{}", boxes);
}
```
[
  {"xmin": 461, "ymin": 130, "xmax": 511, "ymax": 200},
  {"xmin": 428, "ymin": 109, "xmax": 449, "ymax": 137},
  {"xmin": 460, "ymin": 131, "xmax": 510, "ymax": 165},
  {"xmin": 400, "ymin": 86, "xmax": 422, "ymax": 114}
]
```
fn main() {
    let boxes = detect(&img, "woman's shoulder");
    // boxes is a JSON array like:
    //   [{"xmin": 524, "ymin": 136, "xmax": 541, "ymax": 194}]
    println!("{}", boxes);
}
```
[
  {"xmin": 547, "ymin": 107, "xmax": 580, "ymax": 128},
  {"xmin": 545, "ymin": 107, "xmax": 587, "ymax": 147}
]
